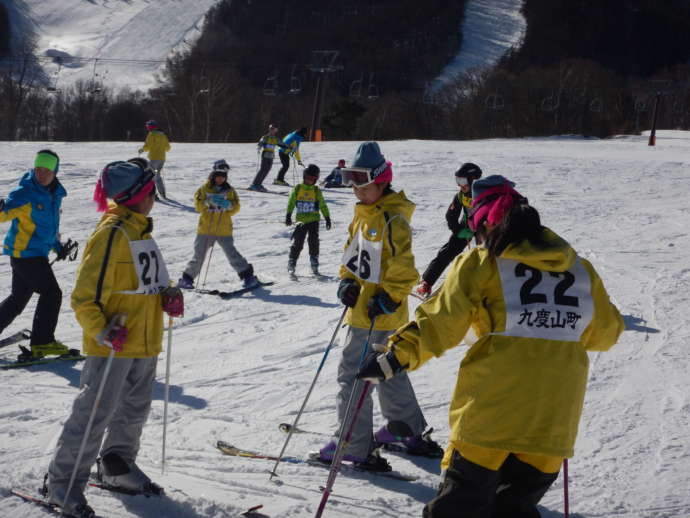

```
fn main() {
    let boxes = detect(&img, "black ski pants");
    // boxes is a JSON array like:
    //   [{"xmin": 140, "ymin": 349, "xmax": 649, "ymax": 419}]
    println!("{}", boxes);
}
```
[
  {"xmin": 289, "ymin": 221, "xmax": 319, "ymax": 260},
  {"xmin": 276, "ymin": 152, "xmax": 291, "ymax": 182},
  {"xmin": 0, "ymin": 256, "xmax": 62, "ymax": 345},
  {"xmin": 422, "ymin": 234, "xmax": 468, "ymax": 287},
  {"xmin": 423, "ymin": 451, "xmax": 558, "ymax": 518},
  {"xmin": 252, "ymin": 156, "xmax": 274, "ymax": 186}
]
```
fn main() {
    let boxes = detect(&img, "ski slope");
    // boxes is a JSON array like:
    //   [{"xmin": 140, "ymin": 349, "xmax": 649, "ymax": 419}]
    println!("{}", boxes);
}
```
[
  {"xmin": 0, "ymin": 132, "xmax": 688, "ymax": 517},
  {"xmin": 21, "ymin": 0, "xmax": 218, "ymax": 90}
]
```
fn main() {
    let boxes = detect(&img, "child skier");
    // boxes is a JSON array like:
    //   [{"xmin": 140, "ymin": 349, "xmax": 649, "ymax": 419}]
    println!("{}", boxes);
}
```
[
  {"xmin": 0, "ymin": 149, "xmax": 75, "ymax": 360},
  {"xmin": 414, "ymin": 163, "xmax": 482, "ymax": 299},
  {"xmin": 45, "ymin": 159, "xmax": 184, "ymax": 518},
  {"xmin": 178, "ymin": 159, "xmax": 258, "ymax": 289},
  {"xmin": 357, "ymin": 175, "xmax": 624, "ymax": 517},
  {"xmin": 319, "ymin": 141, "xmax": 442, "ymax": 472},
  {"xmin": 285, "ymin": 164, "xmax": 331, "ymax": 276},
  {"xmin": 321, "ymin": 159, "xmax": 347, "ymax": 188},
  {"xmin": 250, "ymin": 124, "xmax": 286, "ymax": 191},
  {"xmin": 138, "ymin": 119, "xmax": 171, "ymax": 199},
  {"xmin": 270, "ymin": 126, "xmax": 307, "ymax": 187}
]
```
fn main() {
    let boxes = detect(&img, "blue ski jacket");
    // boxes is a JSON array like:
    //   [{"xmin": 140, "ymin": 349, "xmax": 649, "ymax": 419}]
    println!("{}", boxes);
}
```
[{"xmin": 1, "ymin": 171, "xmax": 67, "ymax": 258}]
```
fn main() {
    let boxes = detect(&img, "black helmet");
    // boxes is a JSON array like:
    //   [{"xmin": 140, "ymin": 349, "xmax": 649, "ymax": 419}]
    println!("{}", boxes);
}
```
[
  {"xmin": 303, "ymin": 164, "xmax": 320, "ymax": 179},
  {"xmin": 455, "ymin": 162, "xmax": 483, "ymax": 179}
]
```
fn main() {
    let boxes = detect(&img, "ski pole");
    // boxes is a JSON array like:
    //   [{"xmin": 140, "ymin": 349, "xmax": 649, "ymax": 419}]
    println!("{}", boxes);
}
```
[
  {"xmin": 61, "ymin": 314, "xmax": 124, "ymax": 516},
  {"xmin": 161, "ymin": 315, "xmax": 174, "ymax": 475},
  {"xmin": 269, "ymin": 307, "xmax": 348, "ymax": 481},
  {"xmin": 314, "ymin": 317, "xmax": 377, "ymax": 518},
  {"xmin": 291, "ymin": 156, "xmax": 298, "ymax": 186},
  {"xmin": 563, "ymin": 458, "xmax": 569, "ymax": 518}
]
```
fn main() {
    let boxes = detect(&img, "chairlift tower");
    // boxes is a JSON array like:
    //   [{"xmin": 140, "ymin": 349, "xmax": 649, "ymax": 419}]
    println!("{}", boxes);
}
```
[{"xmin": 307, "ymin": 50, "xmax": 341, "ymax": 141}]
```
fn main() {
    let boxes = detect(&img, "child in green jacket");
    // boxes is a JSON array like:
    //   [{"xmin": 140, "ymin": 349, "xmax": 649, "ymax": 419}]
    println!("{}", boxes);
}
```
[{"xmin": 285, "ymin": 164, "xmax": 331, "ymax": 276}]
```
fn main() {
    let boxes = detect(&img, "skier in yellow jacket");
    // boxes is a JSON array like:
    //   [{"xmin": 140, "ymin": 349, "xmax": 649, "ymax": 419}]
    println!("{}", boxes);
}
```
[
  {"xmin": 46, "ymin": 159, "xmax": 184, "ymax": 517},
  {"xmin": 178, "ymin": 160, "xmax": 258, "ymax": 289},
  {"xmin": 357, "ymin": 175, "xmax": 624, "ymax": 518},
  {"xmin": 139, "ymin": 120, "xmax": 171, "ymax": 199},
  {"xmin": 318, "ymin": 142, "xmax": 443, "ymax": 473}
]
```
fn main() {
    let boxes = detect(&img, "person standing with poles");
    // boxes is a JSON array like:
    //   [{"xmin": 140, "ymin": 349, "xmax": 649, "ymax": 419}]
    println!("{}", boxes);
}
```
[
  {"xmin": 249, "ymin": 124, "xmax": 285, "ymax": 191},
  {"xmin": 414, "ymin": 162, "xmax": 482, "ymax": 299},
  {"xmin": 43, "ymin": 159, "xmax": 183, "ymax": 518},
  {"xmin": 357, "ymin": 175, "xmax": 624, "ymax": 518},
  {"xmin": 178, "ymin": 160, "xmax": 258, "ymax": 289},
  {"xmin": 0, "ymin": 149, "xmax": 76, "ymax": 360},
  {"xmin": 317, "ymin": 141, "xmax": 442, "ymax": 473},
  {"xmin": 139, "ymin": 120, "xmax": 171, "ymax": 199},
  {"xmin": 270, "ymin": 127, "xmax": 307, "ymax": 188}
]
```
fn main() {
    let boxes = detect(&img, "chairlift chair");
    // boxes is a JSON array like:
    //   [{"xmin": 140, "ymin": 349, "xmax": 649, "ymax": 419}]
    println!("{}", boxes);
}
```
[
  {"xmin": 366, "ymin": 73, "xmax": 379, "ymax": 101},
  {"xmin": 349, "ymin": 74, "xmax": 363, "ymax": 98},
  {"xmin": 485, "ymin": 93, "xmax": 505, "ymax": 111},
  {"xmin": 263, "ymin": 74, "xmax": 278, "ymax": 96},
  {"xmin": 288, "ymin": 65, "xmax": 302, "ymax": 94}
]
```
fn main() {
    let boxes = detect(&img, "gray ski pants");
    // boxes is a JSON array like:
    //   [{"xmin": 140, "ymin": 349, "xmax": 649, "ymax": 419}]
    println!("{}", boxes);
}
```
[
  {"xmin": 47, "ymin": 356, "xmax": 157, "ymax": 509},
  {"xmin": 149, "ymin": 159, "xmax": 166, "ymax": 198},
  {"xmin": 183, "ymin": 234, "xmax": 249, "ymax": 281},
  {"xmin": 335, "ymin": 326, "xmax": 427, "ymax": 458}
]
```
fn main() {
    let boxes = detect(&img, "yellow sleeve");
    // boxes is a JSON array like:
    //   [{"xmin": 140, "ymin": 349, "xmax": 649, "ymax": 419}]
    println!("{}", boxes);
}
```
[
  {"xmin": 379, "ymin": 215, "xmax": 419, "ymax": 303},
  {"xmin": 194, "ymin": 186, "xmax": 207, "ymax": 214},
  {"xmin": 71, "ymin": 225, "xmax": 122, "ymax": 341},
  {"xmin": 0, "ymin": 203, "xmax": 29, "ymax": 223},
  {"xmin": 391, "ymin": 250, "xmax": 484, "ymax": 371},
  {"xmin": 580, "ymin": 259, "xmax": 624, "ymax": 351},
  {"xmin": 227, "ymin": 188, "xmax": 240, "ymax": 217}
]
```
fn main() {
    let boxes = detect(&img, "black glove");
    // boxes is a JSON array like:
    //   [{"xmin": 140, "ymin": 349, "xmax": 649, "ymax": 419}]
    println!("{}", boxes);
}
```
[
  {"xmin": 325, "ymin": 216, "xmax": 332, "ymax": 230},
  {"xmin": 337, "ymin": 278, "xmax": 360, "ymax": 307},
  {"xmin": 55, "ymin": 239, "xmax": 77, "ymax": 261},
  {"xmin": 367, "ymin": 291, "xmax": 400, "ymax": 319},
  {"xmin": 357, "ymin": 351, "xmax": 405, "ymax": 383},
  {"xmin": 285, "ymin": 213, "xmax": 292, "ymax": 226}
]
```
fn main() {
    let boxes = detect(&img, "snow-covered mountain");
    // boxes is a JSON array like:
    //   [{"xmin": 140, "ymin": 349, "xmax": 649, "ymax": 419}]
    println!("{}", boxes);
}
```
[
  {"xmin": 17, "ymin": 0, "xmax": 219, "ymax": 91},
  {"xmin": 0, "ymin": 132, "xmax": 688, "ymax": 517}
]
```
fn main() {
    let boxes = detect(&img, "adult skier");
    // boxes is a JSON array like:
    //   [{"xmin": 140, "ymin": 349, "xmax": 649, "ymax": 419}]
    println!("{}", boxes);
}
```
[
  {"xmin": 138, "ymin": 120, "xmax": 171, "ymax": 199},
  {"xmin": 45, "ymin": 159, "xmax": 184, "ymax": 518},
  {"xmin": 250, "ymin": 124, "xmax": 286, "ymax": 191},
  {"xmin": 285, "ymin": 164, "xmax": 331, "ymax": 276},
  {"xmin": 414, "ymin": 163, "xmax": 482, "ymax": 299},
  {"xmin": 357, "ymin": 175, "xmax": 624, "ymax": 517},
  {"xmin": 270, "ymin": 127, "xmax": 307, "ymax": 188},
  {"xmin": 0, "ymin": 149, "xmax": 75, "ymax": 359},
  {"xmin": 319, "ymin": 141, "xmax": 442, "ymax": 472},
  {"xmin": 178, "ymin": 160, "xmax": 258, "ymax": 289}
]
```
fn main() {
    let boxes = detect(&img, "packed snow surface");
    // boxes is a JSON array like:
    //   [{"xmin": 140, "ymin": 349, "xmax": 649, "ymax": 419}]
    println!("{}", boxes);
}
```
[{"xmin": 0, "ymin": 132, "xmax": 688, "ymax": 517}]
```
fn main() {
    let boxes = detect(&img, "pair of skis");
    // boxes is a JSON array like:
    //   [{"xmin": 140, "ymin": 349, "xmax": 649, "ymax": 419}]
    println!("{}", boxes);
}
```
[
  {"xmin": 0, "ymin": 328, "xmax": 85, "ymax": 369},
  {"xmin": 189, "ymin": 281, "xmax": 275, "ymax": 299}
]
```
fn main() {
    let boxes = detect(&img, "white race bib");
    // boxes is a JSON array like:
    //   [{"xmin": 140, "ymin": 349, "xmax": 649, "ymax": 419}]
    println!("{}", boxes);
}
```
[
  {"xmin": 124, "ymin": 238, "xmax": 170, "ymax": 295},
  {"xmin": 341, "ymin": 229, "xmax": 383, "ymax": 283},
  {"xmin": 496, "ymin": 257, "xmax": 594, "ymax": 342}
]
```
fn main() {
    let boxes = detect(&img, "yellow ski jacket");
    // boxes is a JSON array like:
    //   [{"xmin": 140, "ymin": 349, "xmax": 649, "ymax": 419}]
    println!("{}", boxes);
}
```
[
  {"xmin": 71, "ymin": 205, "xmax": 164, "ymax": 358},
  {"xmin": 389, "ymin": 228, "xmax": 624, "ymax": 461},
  {"xmin": 193, "ymin": 182, "xmax": 241, "ymax": 236},
  {"xmin": 141, "ymin": 130, "xmax": 171, "ymax": 161},
  {"xmin": 340, "ymin": 190, "xmax": 419, "ymax": 331}
]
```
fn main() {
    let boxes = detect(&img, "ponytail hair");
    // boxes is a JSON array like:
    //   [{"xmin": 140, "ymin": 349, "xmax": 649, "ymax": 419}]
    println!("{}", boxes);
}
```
[{"xmin": 484, "ymin": 203, "xmax": 546, "ymax": 257}]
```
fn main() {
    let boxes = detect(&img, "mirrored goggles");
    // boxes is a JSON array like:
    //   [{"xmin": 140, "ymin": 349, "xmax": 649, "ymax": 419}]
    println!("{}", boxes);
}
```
[
  {"xmin": 341, "ymin": 167, "xmax": 376, "ymax": 187},
  {"xmin": 456, "ymin": 176, "xmax": 469, "ymax": 187}
]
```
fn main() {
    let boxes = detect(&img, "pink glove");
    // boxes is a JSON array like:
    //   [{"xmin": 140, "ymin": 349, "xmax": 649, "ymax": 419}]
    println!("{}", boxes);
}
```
[
  {"xmin": 162, "ymin": 287, "xmax": 184, "ymax": 317},
  {"xmin": 105, "ymin": 325, "xmax": 128, "ymax": 352}
]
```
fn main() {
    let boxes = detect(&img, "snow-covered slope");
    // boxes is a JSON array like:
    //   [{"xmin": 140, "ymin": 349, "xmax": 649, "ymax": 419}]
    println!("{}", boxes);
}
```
[
  {"xmin": 437, "ymin": 0, "xmax": 526, "ymax": 84},
  {"xmin": 0, "ymin": 132, "xmax": 688, "ymax": 517},
  {"xmin": 23, "ymin": 0, "xmax": 218, "ymax": 91}
]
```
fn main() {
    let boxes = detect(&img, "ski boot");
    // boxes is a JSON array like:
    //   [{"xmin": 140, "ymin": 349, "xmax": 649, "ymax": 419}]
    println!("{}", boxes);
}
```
[
  {"xmin": 310, "ymin": 255, "xmax": 319, "ymax": 276},
  {"xmin": 374, "ymin": 425, "xmax": 444, "ymax": 458},
  {"xmin": 273, "ymin": 179, "xmax": 290, "ymax": 186},
  {"xmin": 240, "ymin": 265, "xmax": 259, "ymax": 288},
  {"xmin": 96, "ymin": 453, "xmax": 164, "ymax": 495},
  {"xmin": 42, "ymin": 474, "xmax": 95, "ymax": 518},
  {"xmin": 413, "ymin": 280, "xmax": 431, "ymax": 299},
  {"xmin": 318, "ymin": 441, "xmax": 392, "ymax": 472},
  {"xmin": 248, "ymin": 184, "xmax": 268, "ymax": 192},
  {"xmin": 287, "ymin": 258, "xmax": 296, "ymax": 275},
  {"xmin": 177, "ymin": 272, "xmax": 194, "ymax": 289}
]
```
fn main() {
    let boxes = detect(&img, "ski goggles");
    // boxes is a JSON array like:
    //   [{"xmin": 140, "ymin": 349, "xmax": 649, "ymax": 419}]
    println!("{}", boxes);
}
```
[
  {"xmin": 341, "ymin": 161, "xmax": 388, "ymax": 187},
  {"xmin": 456, "ymin": 176, "xmax": 469, "ymax": 187},
  {"xmin": 111, "ymin": 166, "xmax": 156, "ymax": 204}
]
